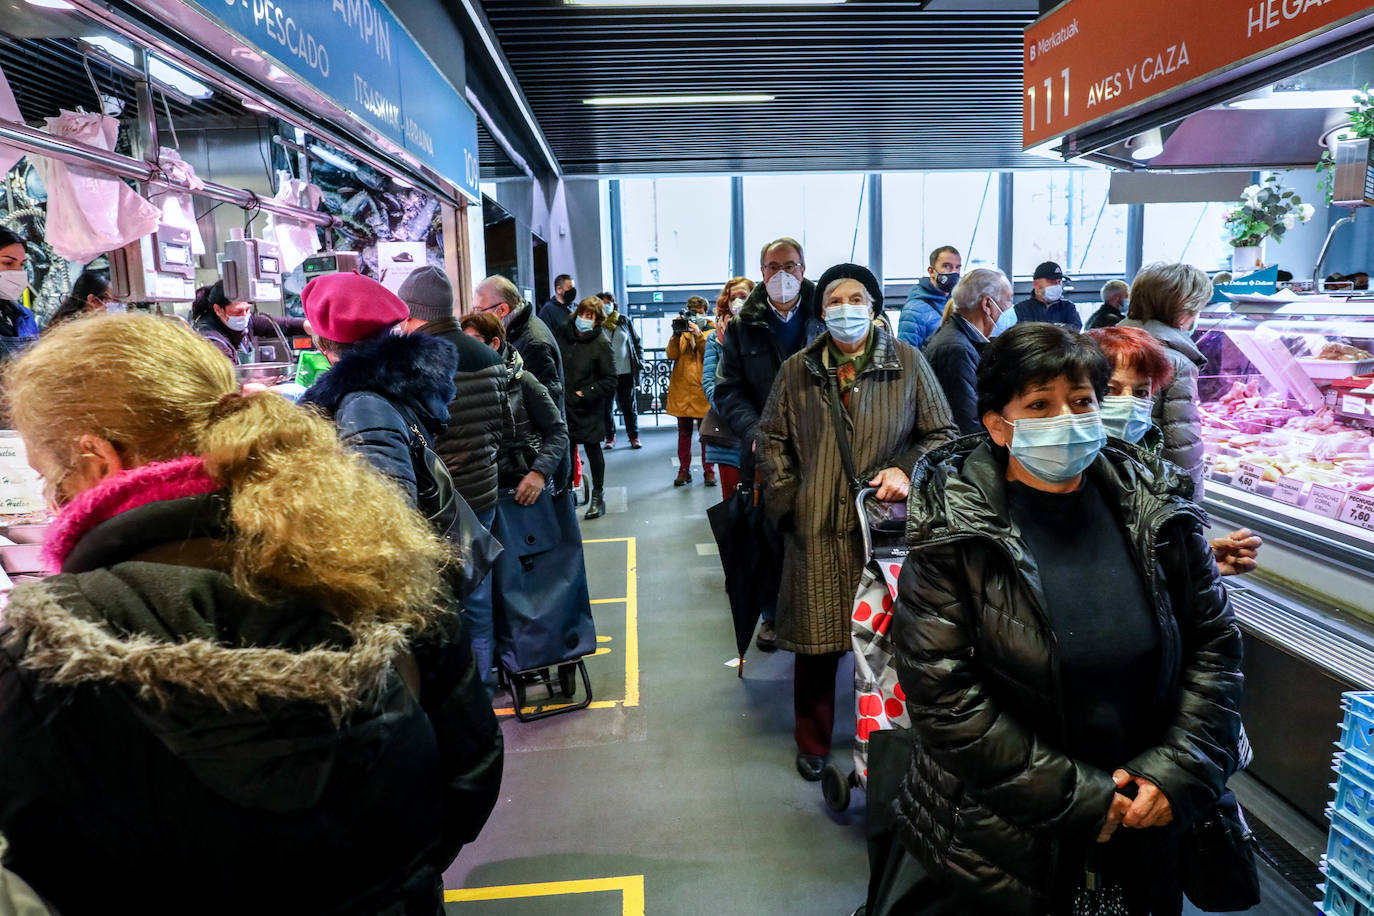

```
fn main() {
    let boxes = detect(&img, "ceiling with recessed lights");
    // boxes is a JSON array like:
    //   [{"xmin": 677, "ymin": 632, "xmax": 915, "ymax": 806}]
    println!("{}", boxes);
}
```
[{"xmin": 475, "ymin": 0, "xmax": 1051, "ymax": 176}]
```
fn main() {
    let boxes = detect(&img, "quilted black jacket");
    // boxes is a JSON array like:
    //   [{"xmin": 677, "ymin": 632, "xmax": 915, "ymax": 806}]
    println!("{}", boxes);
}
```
[
  {"xmin": 891, "ymin": 437, "xmax": 1243, "ymax": 914},
  {"xmin": 417, "ymin": 318, "xmax": 510, "ymax": 516}
]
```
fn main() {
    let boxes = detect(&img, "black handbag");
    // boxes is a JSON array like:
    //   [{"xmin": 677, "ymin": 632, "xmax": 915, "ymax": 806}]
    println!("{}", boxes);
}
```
[
  {"xmin": 406, "ymin": 425, "xmax": 503, "ymax": 601},
  {"xmin": 700, "ymin": 407, "xmax": 740, "ymax": 450},
  {"xmin": 1178, "ymin": 789, "xmax": 1262, "ymax": 912}
]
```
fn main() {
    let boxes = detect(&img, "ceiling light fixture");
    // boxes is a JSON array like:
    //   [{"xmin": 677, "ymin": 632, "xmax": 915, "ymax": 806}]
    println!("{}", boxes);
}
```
[
  {"xmin": 81, "ymin": 37, "xmax": 214, "ymax": 100},
  {"xmin": 24, "ymin": 0, "xmax": 76, "ymax": 9},
  {"xmin": 1228, "ymin": 88, "xmax": 1359, "ymax": 110},
  {"xmin": 392, "ymin": 176, "xmax": 415, "ymax": 189},
  {"xmin": 584, "ymin": 94, "xmax": 775, "ymax": 106},
  {"xmin": 309, "ymin": 145, "xmax": 358, "ymax": 173},
  {"xmin": 242, "ymin": 100, "xmax": 271, "ymax": 113},
  {"xmin": 566, "ymin": 0, "xmax": 844, "ymax": 5},
  {"xmin": 1127, "ymin": 127, "xmax": 1165, "ymax": 161}
]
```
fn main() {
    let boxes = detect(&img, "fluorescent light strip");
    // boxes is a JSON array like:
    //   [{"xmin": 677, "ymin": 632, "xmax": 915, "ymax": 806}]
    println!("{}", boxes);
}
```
[
  {"xmin": 584, "ymin": 94, "xmax": 775, "ymax": 105},
  {"xmin": 82, "ymin": 36, "xmax": 213, "ymax": 100},
  {"xmin": 567, "ymin": 0, "xmax": 844, "ymax": 5},
  {"xmin": 1228, "ymin": 89, "xmax": 1358, "ymax": 110},
  {"xmin": 309, "ymin": 145, "xmax": 358, "ymax": 173}
]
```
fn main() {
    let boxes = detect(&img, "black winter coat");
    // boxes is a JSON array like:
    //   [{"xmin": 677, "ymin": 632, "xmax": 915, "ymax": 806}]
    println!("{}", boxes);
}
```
[
  {"xmin": 556, "ymin": 322, "xmax": 617, "ymax": 445},
  {"xmin": 195, "ymin": 312, "xmax": 307, "ymax": 365},
  {"xmin": 892, "ymin": 438, "xmax": 1243, "ymax": 915},
  {"xmin": 0, "ymin": 493, "xmax": 502, "ymax": 915},
  {"xmin": 417, "ymin": 318, "xmax": 510, "ymax": 516},
  {"xmin": 714, "ymin": 279, "xmax": 823, "ymax": 479},
  {"xmin": 497, "ymin": 347, "xmax": 569, "ymax": 489},
  {"xmin": 300, "ymin": 332, "xmax": 458, "ymax": 508},
  {"xmin": 505, "ymin": 302, "xmax": 564, "ymax": 411},
  {"xmin": 921, "ymin": 317, "xmax": 985, "ymax": 436}
]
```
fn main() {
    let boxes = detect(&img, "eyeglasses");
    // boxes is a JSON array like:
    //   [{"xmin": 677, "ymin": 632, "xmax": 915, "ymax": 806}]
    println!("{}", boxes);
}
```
[
  {"xmin": 763, "ymin": 261, "xmax": 802, "ymax": 274},
  {"xmin": 472, "ymin": 304, "xmax": 504, "ymax": 315}
]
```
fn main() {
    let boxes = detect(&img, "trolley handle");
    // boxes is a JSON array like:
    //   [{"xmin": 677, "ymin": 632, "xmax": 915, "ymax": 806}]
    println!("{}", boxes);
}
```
[{"xmin": 856, "ymin": 486, "xmax": 879, "ymax": 560}]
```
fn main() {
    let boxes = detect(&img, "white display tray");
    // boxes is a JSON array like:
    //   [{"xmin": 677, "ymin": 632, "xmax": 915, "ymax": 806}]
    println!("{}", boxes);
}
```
[{"xmin": 1295, "ymin": 357, "xmax": 1374, "ymax": 380}]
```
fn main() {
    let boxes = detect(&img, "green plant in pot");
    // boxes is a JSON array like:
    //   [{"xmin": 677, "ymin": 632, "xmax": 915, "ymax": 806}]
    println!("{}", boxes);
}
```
[{"xmin": 1223, "ymin": 175, "xmax": 1314, "ymax": 275}]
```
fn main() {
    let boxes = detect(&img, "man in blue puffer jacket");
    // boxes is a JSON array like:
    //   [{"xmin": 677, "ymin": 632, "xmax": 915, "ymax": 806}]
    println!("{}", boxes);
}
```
[{"xmin": 897, "ymin": 245, "xmax": 961, "ymax": 349}]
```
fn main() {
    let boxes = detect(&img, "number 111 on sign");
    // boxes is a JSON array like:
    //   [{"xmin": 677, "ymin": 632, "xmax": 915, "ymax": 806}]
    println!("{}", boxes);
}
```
[{"xmin": 1027, "ymin": 68, "xmax": 1071, "ymax": 132}]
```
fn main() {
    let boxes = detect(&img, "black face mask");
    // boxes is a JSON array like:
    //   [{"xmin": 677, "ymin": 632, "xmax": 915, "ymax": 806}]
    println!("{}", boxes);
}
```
[{"xmin": 562, "ymin": 286, "xmax": 578, "ymax": 306}]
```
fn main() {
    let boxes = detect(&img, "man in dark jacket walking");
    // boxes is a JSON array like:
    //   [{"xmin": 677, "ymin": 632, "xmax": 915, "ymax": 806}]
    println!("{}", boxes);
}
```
[
  {"xmin": 715, "ymin": 237, "xmax": 823, "ymax": 651},
  {"xmin": 476, "ymin": 275, "xmax": 570, "ymax": 490},
  {"xmin": 923, "ymin": 268, "xmax": 1012, "ymax": 435},
  {"xmin": 537, "ymin": 273, "xmax": 577, "ymax": 333},
  {"xmin": 399, "ymin": 265, "xmax": 509, "ymax": 691},
  {"xmin": 1014, "ymin": 260, "xmax": 1081, "ymax": 329}
]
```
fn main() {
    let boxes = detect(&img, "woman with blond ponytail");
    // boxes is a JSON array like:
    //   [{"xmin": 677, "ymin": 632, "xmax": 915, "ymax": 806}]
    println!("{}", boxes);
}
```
[{"xmin": 0, "ymin": 314, "xmax": 502, "ymax": 915}]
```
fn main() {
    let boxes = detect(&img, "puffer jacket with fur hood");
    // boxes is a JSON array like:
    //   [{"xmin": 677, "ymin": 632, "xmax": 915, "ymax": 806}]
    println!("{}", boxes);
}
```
[
  {"xmin": 891, "ymin": 436, "xmax": 1243, "ymax": 914},
  {"xmin": 0, "ymin": 476, "xmax": 502, "ymax": 915},
  {"xmin": 1118, "ymin": 318, "xmax": 1207, "ymax": 496},
  {"xmin": 300, "ymin": 331, "xmax": 458, "ymax": 508}
]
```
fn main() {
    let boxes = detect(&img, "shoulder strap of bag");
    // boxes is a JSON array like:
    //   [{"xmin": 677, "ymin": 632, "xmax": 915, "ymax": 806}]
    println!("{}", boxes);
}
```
[{"xmin": 822, "ymin": 350, "xmax": 864, "ymax": 493}]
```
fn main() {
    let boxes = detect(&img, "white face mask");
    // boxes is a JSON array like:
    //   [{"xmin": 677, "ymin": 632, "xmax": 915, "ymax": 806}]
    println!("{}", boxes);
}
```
[
  {"xmin": 224, "ymin": 313, "xmax": 251, "ymax": 332},
  {"xmin": 825, "ymin": 304, "xmax": 871, "ymax": 346},
  {"xmin": 766, "ymin": 271, "xmax": 801, "ymax": 305},
  {"xmin": 104, "ymin": 300, "xmax": 127, "ymax": 315},
  {"xmin": 0, "ymin": 269, "xmax": 27, "ymax": 301},
  {"xmin": 1042, "ymin": 283, "xmax": 1063, "ymax": 303},
  {"xmin": 729, "ymin": 297, "xmax": 746, "ymax": 315}
]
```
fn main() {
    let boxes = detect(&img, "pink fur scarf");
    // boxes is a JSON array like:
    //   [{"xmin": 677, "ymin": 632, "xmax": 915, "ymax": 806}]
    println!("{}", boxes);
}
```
[{"xmin": 43, "ymin": 456, "xmax": 219, "ymax": 574}]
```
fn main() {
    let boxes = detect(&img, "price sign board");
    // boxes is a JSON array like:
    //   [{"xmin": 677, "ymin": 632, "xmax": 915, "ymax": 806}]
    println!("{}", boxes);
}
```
[
  {"xmin": 1289, "ymin": 433, "xmax": 1319, "ymax": 454},
  {"xmin": 1273, "ymin": 477, "xmax": 1305, "ymax": 506},
  {"xmin": 1343, "ymin": 492, "xmax": 1374, "ymax": 532},
  {"xmin": 1308, "ymin": 484, "xmax": 1347, "ymax": 520},
  {"xmin": 1023, "ymin": 0, "xmax": 1374, "ymax": 148},
  {"xmin": 1342, "ymin": 394, "xmax": 1370, "ymax": 417},
  {"xmin": 1234, "ymin": 462, "xmax": 1267, "ymax": 494}
]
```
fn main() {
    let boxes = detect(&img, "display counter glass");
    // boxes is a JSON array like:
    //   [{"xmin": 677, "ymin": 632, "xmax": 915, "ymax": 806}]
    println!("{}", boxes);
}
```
[{"xmin": 1194, "ymin": 298, "xmax": 1374, "ymax": 602}]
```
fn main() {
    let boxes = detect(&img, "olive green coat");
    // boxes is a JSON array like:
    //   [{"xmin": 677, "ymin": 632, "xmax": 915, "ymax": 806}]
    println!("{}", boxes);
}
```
[{"xmin": 757, "ymin": 325, "xmax": 956, "ymax": 654}]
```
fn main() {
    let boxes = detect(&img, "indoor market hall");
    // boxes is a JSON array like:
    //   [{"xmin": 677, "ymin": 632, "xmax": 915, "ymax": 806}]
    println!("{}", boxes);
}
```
[{"xmin": 0, "ymin": 0, "xmax": 1372, "ymax": 915}]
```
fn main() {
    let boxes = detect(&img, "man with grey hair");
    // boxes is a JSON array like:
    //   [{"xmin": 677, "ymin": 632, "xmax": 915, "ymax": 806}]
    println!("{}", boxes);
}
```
[
  {"xmin": 1085, "ymin": 279, "xmax": 1130, "ymax": 330},
  {"xmin": 923, "ymin": 268, "xmax": 1013, "ymax": 435},
  {"xmin": 716, "ymin": 236, "xmax": 822, "ymax": 651}
]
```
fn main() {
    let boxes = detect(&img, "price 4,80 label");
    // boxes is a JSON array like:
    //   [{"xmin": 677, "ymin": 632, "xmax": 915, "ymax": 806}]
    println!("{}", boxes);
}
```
[{"xmin": 1343, "ymin": 492, "xmax": 1374, "ymax": 532}]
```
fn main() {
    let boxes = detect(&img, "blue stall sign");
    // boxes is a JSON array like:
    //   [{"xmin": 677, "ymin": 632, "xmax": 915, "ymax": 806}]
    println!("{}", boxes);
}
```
[{"xmin": 186, "ymin": 0, "xmax": 479, "ymax": 201}]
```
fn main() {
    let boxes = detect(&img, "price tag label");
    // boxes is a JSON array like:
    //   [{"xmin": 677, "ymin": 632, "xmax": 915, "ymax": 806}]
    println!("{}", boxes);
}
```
[
  {"xmin": 1308, "ymin": 485, "xmax": 1347, "ymax": 519},
  {"xmin": 1290, "ymin": 433, "xmax": 1318, "ymax": 454},
  {"xmin": 1234, "ymin": 462, "xmax": 1266, "ymax": 493},
  {"xmin": 1343, "ymin": 394, "xmax": 1369, "ymax": 416},
  {"xmin": 1343, "ymin": 492, "xmax": 1374, "ymax": 532},
  {"xmin": 1273, "ymin": 477, "xmax": 1305, "ymax": 505}
]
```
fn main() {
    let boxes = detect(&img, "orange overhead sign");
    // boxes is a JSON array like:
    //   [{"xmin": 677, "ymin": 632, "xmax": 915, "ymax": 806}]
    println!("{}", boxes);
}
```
[{"xmin": 1023, "ymin": 0, "xmax": 1374, "ymax": 149}]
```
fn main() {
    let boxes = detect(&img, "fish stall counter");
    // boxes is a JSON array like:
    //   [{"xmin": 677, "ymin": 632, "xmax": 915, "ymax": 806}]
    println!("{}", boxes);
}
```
[{"xmin": 1189, "ymin": 294, "xmax": 1374, "ymax": 823}]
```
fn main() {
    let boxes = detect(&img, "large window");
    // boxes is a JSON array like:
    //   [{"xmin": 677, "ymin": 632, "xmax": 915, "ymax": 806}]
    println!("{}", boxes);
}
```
[
  {"xmin": 620, "ymin": 177, "xmax": 731, "ymax": 285},
  {"xmin": 882, "ymin": 172, "xmax": 1000, "ymax": 279},
  {"xmin": 742, "ymin": 174, "xmax": 869, "ymax": 274},
  {"xmin": 1012, "ymin": 170, "xmax": 1128, "ymax": 278},
  {"xmin": 1142, "ymin": 202, "xmax": 1232, "ymax": 274}
]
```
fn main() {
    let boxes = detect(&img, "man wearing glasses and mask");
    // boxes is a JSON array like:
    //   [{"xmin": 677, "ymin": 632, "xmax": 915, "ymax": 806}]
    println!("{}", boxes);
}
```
[{"xmin": 715, "ymin": 237, "xmax": 825, "ymax": 652}]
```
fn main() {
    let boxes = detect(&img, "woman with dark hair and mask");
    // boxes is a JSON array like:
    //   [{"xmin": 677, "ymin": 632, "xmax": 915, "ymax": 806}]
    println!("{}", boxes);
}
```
[
  {"xmin": 44, "ymin": 269, "xmax": 122, "ymax": 330},
  {"xmin": 0, "ymin": 228, "xmax": 38, "ymax": 347},
  {"xmin": 884, "ymin": 322, "xmax": 1244, "ymax": 915},
  {"xmin": 191, "ymin": 279, "xmax": 308, "ymax": 365}
]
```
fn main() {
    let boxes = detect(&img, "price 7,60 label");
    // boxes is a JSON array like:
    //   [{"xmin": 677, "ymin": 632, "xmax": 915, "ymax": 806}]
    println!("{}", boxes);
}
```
[{"xmin": 1344, "ymin": 493, "xmax": 1374, "ymax": 532}]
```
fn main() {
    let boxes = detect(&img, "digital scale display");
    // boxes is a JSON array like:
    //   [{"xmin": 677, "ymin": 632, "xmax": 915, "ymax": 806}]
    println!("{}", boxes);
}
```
[
  {"xmin": 259, "ymin": 256, "xmax": 280, "ymax": 275},
  {"xmin": 162, "ymin": 244, "xmax": 191, "ymax": 266}
]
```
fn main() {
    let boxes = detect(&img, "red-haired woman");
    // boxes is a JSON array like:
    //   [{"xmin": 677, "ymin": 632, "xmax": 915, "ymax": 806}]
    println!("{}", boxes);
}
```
[
  {"xmin": 703, "ymin": 277, "xmax": 754, "ymax": 495},
  {"xmin": 1089, "ymin": 326, "xmax": 1261, "ymax": 576}
]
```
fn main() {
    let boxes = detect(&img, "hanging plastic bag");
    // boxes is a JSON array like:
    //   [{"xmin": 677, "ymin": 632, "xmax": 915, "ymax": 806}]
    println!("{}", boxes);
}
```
[
  {"xmin": 266, "ymin": 171, "xmax": 322, "ymax": 273},
  {"xmin": 0, "ymin": 63, "xmax": 25, "ymax": 175},
  {"xmin": 155, "ymin": 147, "xmax": 205, "ymax": 255},
  {"xmin": 35, "ymin": 111, "xmax": 160, "ymax": 263}
]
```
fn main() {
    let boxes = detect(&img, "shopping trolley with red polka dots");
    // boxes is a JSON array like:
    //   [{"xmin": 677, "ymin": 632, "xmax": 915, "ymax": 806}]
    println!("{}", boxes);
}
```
[{"xmin": 822, "ymin": 487, "xmax": 911, "ymax": 813}]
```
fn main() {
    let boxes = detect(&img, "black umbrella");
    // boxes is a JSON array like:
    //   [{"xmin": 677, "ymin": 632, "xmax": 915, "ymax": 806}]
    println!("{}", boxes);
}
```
[
  {"xmin": 707, "ymin": 485, "xmax": 782, "ymax": 677},
  {"xmin": 1071, "ymin": 847, "xmax": 1130, "ymax": 916}
]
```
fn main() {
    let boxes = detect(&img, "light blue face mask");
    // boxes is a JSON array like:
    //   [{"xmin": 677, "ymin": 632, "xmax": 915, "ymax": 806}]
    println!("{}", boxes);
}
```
[
  {"xmin": 1006, "ymin": 411, "xmax": 1105, "ymax": 484},
  {"xmin": 825, "ymin": 304, "xmax": 871, "ymax": 346},
  {"xmin": 574, "ymin": 316, "xmax": 595, "ymax": 333},
  {"xmin": 1100, "ymin": 395, "xmax": 1155, "ymax": 444}
]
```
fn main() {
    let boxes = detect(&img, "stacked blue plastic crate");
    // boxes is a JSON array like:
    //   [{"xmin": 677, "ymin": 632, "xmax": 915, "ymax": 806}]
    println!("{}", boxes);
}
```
[{"xmin": 1322, "ymin": 692, "xmax": 1374, "ymax": 915}]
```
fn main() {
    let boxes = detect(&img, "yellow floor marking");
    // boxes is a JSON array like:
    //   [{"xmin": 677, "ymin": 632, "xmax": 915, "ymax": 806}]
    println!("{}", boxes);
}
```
[
  {"xmin": 596, "ymin": 635, "xmax": 612, "ymax": 643},
  {"xmin": 493, "ymin": 538, "xmax": 639, "ymax": 718},
  {"xmin": 446, "ymin": 874, "xmax": 645, "ymax": 915}
]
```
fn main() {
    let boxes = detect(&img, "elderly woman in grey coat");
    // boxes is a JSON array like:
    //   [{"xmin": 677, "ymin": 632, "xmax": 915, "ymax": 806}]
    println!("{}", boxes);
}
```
[
  {"xmin": 1118, "ymin": 263, "xmax": 1211, "ymax": 496},
  {"xmin": 757, "ymin": 263, "xmax": 956, "ymax": 782}
]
